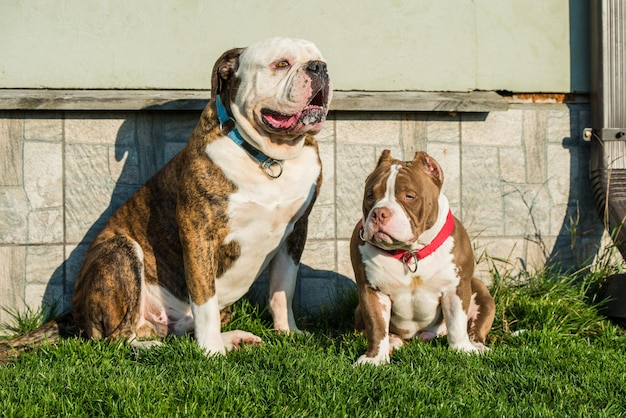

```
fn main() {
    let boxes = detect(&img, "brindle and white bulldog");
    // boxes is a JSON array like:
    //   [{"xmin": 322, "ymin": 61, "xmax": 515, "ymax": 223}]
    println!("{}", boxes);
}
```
[
  {"xmin": 351, "ymin": 150, "xmax": 495, "ymax": 366},
  {"xmin": 66, "ymin": 37, "xmax": 332, "ymax": 356}
]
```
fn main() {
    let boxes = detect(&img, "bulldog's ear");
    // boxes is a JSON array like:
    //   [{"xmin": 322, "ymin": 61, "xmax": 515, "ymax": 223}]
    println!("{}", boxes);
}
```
[
  {"xmin": 413, "ymin": 151, "xmax": 444, "ymax": 185},
  {"xmin": 211, "ymin": 47, "xmax": 244, "ymax": 95},
  {"xmin": 376, "ymin": 149, "xmax": 393, "ymax": 167}
]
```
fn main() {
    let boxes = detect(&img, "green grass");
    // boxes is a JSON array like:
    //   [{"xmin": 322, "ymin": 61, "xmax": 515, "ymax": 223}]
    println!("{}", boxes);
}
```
[{"xmin": 2, "ymin": 265, "xmax": 626, "ymax": 417}]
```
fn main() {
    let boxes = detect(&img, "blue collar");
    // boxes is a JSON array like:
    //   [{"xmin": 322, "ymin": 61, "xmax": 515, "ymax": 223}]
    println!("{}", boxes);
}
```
[{"xmin": 215, "ymin": 95, "xmax": 283, "ymax": 179}]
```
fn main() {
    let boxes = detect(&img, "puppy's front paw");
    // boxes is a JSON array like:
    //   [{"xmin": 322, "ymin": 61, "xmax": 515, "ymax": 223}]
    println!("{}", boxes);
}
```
[{"xmin": 354, "ymin": 353, "xmax": 390, "ymax": 366}]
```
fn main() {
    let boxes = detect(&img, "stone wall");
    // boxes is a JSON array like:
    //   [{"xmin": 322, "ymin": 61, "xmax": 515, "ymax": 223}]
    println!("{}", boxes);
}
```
[{"xmin": 0, "ymin": 102, "xmax": 604, "ymax": 324}]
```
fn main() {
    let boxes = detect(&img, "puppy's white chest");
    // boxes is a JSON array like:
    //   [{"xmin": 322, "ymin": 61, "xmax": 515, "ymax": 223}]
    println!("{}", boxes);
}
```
[{"xmin": 360, "ymin": 238, "xmax": 459, "ymax": 332}]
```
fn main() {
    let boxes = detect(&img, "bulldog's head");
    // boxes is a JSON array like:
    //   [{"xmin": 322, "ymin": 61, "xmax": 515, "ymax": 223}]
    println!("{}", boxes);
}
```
[
  {"xmin": 211, "ymin": 37, "xmax": 332, "ymax": 160},
  {"xmin": 361, "ymin": 150, "xmax": 444, "ymax": 251}
]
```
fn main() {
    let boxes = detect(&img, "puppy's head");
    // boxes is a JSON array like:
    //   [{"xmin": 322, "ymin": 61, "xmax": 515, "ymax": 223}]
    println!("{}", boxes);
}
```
[
  {"xmin": 361, "ymin": 150, "xmax": 444, "ymax": 250},
  {"xmin": 212, "ymin": 37, "xmax": 332, "ymax": 160}
]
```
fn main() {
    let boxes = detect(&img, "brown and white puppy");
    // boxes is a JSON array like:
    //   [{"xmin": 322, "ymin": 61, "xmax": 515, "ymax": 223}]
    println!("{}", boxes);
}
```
[
  {"xmin": 351, "ymin": 150, "xmax": 495, "ymax": 365},
  {"xmin": 71, "ymin": 37, "xmax": 332, "ymax": 356}
]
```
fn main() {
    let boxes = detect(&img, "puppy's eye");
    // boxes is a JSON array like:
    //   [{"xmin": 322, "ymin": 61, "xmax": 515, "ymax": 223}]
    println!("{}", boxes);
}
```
[
  {"xmin": 366, "ymin": 191, "xmax": 375, "ymax": 200},
  {"xmin": 276, "ymin": 60, "xmax": 290, "ymax": 69},
  {"xmin": 404, "ymin": 193, "xmax": 416, "ymax": 202}
]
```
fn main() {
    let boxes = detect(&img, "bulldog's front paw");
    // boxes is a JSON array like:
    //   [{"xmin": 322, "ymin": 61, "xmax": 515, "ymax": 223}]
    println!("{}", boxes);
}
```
[
  {"xmin": 355, "ymin": 353, "xmax": 390, "ymax": 366},
  {"xmin": 451, "ymin": 340, "xmax": 488, "ymax": 354},
  {"xmin": 221, "ymin": 330, "xmax": 262, "ymax": 352}
]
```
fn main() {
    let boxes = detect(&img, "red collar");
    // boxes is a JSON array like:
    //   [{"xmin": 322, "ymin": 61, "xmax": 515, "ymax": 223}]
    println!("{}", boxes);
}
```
[{"xmin": 360, "ymin": 210, "xmax": 455, "ymax": 267}]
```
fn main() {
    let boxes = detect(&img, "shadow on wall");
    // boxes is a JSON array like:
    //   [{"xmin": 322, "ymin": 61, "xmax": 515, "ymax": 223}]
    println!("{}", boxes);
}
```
[
  {"xmin": 43, "ymin": 110, "xmax": 355, "ymax": 317},
  {"xmin": 547, "ymin": 104, "xmax": 604, "ymax": 269}
]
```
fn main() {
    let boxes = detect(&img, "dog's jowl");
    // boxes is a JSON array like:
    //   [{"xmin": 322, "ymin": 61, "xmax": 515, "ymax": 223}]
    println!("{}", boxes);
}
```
[
  {"xmin": 68, "ymin": 37, "xmax": 333, "ymax": 356},
  {"xmin": 351, "ymin": 150, "xmax": 495, "ymax": 365}
]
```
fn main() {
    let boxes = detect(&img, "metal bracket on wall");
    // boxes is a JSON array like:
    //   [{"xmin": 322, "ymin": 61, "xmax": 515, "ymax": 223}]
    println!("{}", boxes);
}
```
[{"xmin": 601, "ymin": 128, "xmax": 626, "ymax": 141}]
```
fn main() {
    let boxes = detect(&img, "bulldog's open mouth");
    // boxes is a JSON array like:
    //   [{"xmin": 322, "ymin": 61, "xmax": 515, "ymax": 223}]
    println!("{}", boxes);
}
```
[{"xmin": 261, "ymin": 89, "xmax": 328, "ymax": 132}]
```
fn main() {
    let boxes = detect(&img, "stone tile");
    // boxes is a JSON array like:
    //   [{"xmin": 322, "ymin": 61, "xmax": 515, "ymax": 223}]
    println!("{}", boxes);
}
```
[
  {"xmin": 0, "ymin": 246, "xmax": 25, "ymax": 328},
  {"xmin": 499, "ymin": 146, "xmax": 526, "ymax": 184},
  {"xmin": 547, "ymin": 107, "xmax": 572, "ymax": 143},
  {"xmin": 26, "ymin": 245, "xmax": 64, "ymax": 284},
  {"xmin": 427, "ymin": 142, "xmax": 460, "ymax": 206},
  {"xmin": 473, "ymin": 238, "xmax": 526, "ymax": 282},
  {"xmin": 65, "ymin": 143, "xmax": 115, "ymax": 243},
  {"xmin": 307, "ymin": 204, "xmax": 335, "ymax": 240},
  {"xmin": 24, "ymin": 112, "xmax": 63, "ymax": 142},
  {"xmin": 64, "ymin": 243, "xmax": 88, "ymax": 290},
  {"xmin": 427, "ymin": 114, "xmax": 460, "ymax": 143},
  {"xmin": 317, "ymin": 140, "xmax": 335, "ymax": 206},
  {"xmin": 335, "ymin": 112, "xmax": 401, "ymax": 146},
  {"xmin": 25, "ymin": 282, "xmax": 64, "ymax": 311},
  {"xmin": 336, "ymin": 144, "xmax": 376, "ymax": 238},
  {"xmin": 0, "ymin": 188, "xmax": 29, "ymax": 244},
  {"xmin": 549, "ymin": 204, "xmax": 571, "ymax": 238},
  {"xmin": 461, "ymin": 110, "xmax": 523, "ymax": 146},
  {"xmin": 301, "ymin": 239, "xmax": 336, "ymax": 271},
  {"xmin": 109, "ymin": 145, "xmax": 140, "ymax": 185},
  {"xmin": 0, "ymin": 114, "xmax": 23, "ymax": 187},
  {"xmin": 337, "ymin": 239, "xmax": 355, "ymax": 281},
  {"xmin": 460, "ymin": 145, "xmax": 503, "ymax": 235},
  {"xmin": 24, "ymin": 141, "xmax": 63, "ymax": 210},
  {"xmin": 136, "ymin": 114, "xmax": 166, "ymax": 180},
  {"xmin": 546, "ymin": 143, "xmax": 571, "ymax": 206},
  {"xmin": 502, "ymin": 183, "xmax": 551, "ymax": 238},
  {"xmin": 28, "ymin": 208, "xmax": 64, "ymax": 244},
  {"xmin": 401, "ymin": 113, "xmax": 427, "ymax": 157},
  {"xmin": 163, "ymin": 111, "xmax": 202, "ymax": 143},
  {"xmin": 315, "ymin": 114, "xmax": 335, "ymax": 143},
  {"xmin": 523, "ymin": 110, "xmax": 547, "ymax": 184},
  {"xmin": 65, "ymin": 112, "xmax": 135, "ymax": 145},
  {"xmin": 526, "ymin": 236, "xmax": 553, "ymax": 271},
  {"xmin": 65, "ymin": 186, "xmax": 113, "ymax": 244}
]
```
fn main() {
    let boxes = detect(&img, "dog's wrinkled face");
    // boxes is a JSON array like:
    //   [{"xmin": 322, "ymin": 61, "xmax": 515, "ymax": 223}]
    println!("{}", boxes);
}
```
[
  {"xmin": 361, "ymin": 150, "xmax": 444, "ymax": 251},
  {"xmin": 216, "ymin": 37, "xmax": 332, "ymax": 160}
]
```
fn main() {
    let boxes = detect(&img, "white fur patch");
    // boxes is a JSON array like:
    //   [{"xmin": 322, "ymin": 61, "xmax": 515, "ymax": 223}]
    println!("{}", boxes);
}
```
[
  {"xmin": 192, "ymin": 295, "xmax": 225, "ymax": 355},
  {"xmin": 355, "ymin": 293, "xmax": 392, "ymax": 366},
  {"xmin": 205, "ymin": 137, "xmax": 320, "ymax": 309}
]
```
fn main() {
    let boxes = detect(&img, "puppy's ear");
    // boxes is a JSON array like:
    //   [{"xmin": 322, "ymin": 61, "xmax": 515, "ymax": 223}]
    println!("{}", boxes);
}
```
[
  {"xmin": 376, "ymin": 149, "xmax": 393, "ymax": 167},
  {"xmin": 413, "ymin": 151, "xmax": 444, "ymax": 185},
  {"xmin": 211, "ymin": 47, "xmax": 244, "ymax": 96}
]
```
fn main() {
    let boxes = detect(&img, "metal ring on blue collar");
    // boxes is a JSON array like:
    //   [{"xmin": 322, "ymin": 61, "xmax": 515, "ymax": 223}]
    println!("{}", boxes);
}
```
[
  {"xmin": 219, "ymin": 119, "xmax": 234, "ymax": 136},
  {"xmin": 263, "ymin": 159, "xmax": 283, "ymax": 179}
]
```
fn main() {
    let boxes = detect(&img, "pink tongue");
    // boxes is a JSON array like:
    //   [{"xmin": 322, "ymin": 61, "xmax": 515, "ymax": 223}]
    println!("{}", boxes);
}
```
[{"xmin": 264, "ymin": 112, "xmax": 299, "ymax": 129}]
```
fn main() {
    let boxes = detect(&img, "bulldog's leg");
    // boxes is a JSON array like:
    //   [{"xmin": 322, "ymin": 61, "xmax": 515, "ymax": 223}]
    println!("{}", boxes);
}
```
[
  {"xmin": 440, "ymin": 287, "xmax": 484, "ymax": 353},
  {"xmin": 72, "ymin": 235, "xmax": 146, "ymax": 341},
  {"xmin": 268, "ymin": 245, "xmax": 301, "ymax": 333},
  {"xmin": 178, "ymin": 206, "xmax": 262, "ymax": 356},
  {"xmin": 191, "ymin": 296, "xmax": 261, "ymax": 355},
  {"xmin": 268, "ymin": 215, "xmax": 312, "ymax": 333},
  {"xmin": 467, "ymin": 277, "xmax": 495, "ymax": 346},
  {"xmin": 354, "ymin": 286, "xmax": 393, "ymax": 366}
]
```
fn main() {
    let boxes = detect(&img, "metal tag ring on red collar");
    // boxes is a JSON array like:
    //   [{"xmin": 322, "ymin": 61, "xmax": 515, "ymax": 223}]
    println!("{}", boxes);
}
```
[
  {"xmin": 263, "ymin": 159, "xmax": 283, "ymax": 179},
  {"xmin": 402, "ymin": 251, "xmax": 418, "ymax": 273}
]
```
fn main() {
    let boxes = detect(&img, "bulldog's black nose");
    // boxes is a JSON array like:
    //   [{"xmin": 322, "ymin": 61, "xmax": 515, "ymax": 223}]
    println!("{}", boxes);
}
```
[{"xmin": 306, "ymin": 60, "xmax": 327, "ymax": 78}]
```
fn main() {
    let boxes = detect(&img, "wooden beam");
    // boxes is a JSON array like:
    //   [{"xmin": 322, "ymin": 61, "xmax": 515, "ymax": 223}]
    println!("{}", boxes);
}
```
[{"xmin": 0, "ymin": 89, "xmax": 509, "ymax": 112}]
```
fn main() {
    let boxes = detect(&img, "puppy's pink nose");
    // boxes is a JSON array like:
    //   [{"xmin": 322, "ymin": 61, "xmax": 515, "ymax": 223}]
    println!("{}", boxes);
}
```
[{"xmin": 372, "ymin": 207, "xmax": 391, "ymax": 226}]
